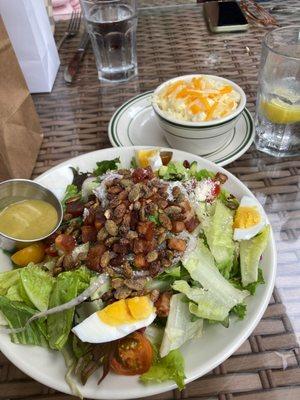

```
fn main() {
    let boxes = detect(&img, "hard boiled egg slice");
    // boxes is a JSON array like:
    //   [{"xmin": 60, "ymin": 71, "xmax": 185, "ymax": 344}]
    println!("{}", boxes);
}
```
[
  {"xmin": 233, "ymin": 196, "xmax": 266, "ymax": 241},
  {"xmin": 72, "ymin": 296, "xmax": 156, "ymax": 343},
  {"xmin": 135, "ymin": 149, "xmax": 162, "ymax": 170}
]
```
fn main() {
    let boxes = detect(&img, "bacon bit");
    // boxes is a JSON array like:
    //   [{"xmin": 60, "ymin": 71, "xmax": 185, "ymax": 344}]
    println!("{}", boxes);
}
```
[
  {"xmin": 66, "ymin": 201, "xmax": 84, "ymax": 217},
  {"xmin": 155, "ymin": 291, "xmax": 172, "ymax": 317},
  {"xmin": 86, "ymin": 244, "xmax": 106, "ymax": 272},
  {"xmin": 167, "ymin": 238, "xmax": 186, "ymax": 252},
  {"xmin": 134, "ymin": 254, "xmax": 148, "ymax": 269},
  {"xmin": 172, "ymin": 221, "xmax": 186, "ymax": 233},
  {"xmin": 81, "ymin": 226, "xmax": 98, "ymax": 243},
  {"xmin": 94, "ymin": 210, "xmax": 106, "ymax": 230},
  {"xmin": 214, "ymin": 172, "xmax": 228, "ymax": 184},
  {"xmin": 132, "ymin": 167, "xmax": 154, "ymax": 183},
  {"xmin": 55, "ymin": 234, "xmax": 76, "ymax": 254},
  {"xmin": 185, "ymin": 216, "xmax": 200, "ymax": 233}
]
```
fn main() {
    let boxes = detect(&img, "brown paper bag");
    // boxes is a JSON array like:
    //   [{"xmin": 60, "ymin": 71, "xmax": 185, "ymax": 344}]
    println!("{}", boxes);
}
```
[{"xmin": 0, "ymin": 17, "xmax": 43, "ymax": 181}]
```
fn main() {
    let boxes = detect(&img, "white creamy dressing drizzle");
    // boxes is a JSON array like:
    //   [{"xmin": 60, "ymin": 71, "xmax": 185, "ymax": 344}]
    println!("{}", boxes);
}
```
[{"xmin": 82, "ymin": 208, "xmax": 90, "ymax": 221}]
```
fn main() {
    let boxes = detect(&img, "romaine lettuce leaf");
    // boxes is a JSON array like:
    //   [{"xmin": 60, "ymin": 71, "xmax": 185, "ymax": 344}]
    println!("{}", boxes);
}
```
[
  {"xmin": 160, "ymin": 293, "xmax": 203, "ymax": 357},
  {"xmin": 140, "ymin": 348, "xmax": 186, "ymax": 390},
  {"xmin": 0, "ymin": 296, "xmax": 48, "ymax": 347},
  {"xmin": 0, "ymin": 269, "xmax": 20, "ymax": 296},
  {"xmin": 20, "ymin": 264, "xmax": 55, "ymax": 312},
  {"xmin": 204, "ymin": 200, "xmax": 235, "ymax": 277},
  {"xmin": 47, "ymin": 267, "xmax": 94, "ymax": 351},
  {"xmin": 6, "ymin": 284, "xmax": 23, "ymax": 302},
  {"xmin": 47, "ymin": 272, "xmax": 79, "ymax": 351},
  {"xmin": 240, "ymin": 225, "xmax": 270, "ymax": 287},
  {"xmin": 173, "ymin": 281, "xmax": 229, "ymax": 322},
  {"xmin": 183, "ymin": 239, "xmax": 249, "ymax": 310},
  {"xmin": 61, "ymin": 342, "xmax": 83, "ymax": 399}
]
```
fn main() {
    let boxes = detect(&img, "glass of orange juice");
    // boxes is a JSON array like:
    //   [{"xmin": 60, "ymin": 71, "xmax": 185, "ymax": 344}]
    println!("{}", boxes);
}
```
[{"xmin": 255, "ymin": 26, "xmax": 300, "ymax": 157}]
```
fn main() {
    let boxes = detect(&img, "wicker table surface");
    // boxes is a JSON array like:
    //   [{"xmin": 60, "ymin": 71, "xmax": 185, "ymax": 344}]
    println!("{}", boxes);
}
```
[{"xmin": 1, "ymin": 1, "xmax": 300, "ymax": 399}]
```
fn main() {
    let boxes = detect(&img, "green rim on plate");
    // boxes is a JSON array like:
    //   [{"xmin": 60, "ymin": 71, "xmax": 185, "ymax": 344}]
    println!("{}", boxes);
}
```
[{"xmin": 108, "ymin": 91, "xmax": 254, "ymax": 166}]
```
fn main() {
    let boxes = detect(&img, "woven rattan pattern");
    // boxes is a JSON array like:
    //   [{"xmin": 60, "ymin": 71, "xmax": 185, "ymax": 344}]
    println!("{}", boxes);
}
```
[{"xmin": 1, "ymin": 2, "xmax": 300, "ymax": 399}]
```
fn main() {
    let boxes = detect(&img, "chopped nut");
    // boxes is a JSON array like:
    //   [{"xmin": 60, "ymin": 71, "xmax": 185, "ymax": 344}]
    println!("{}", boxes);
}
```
[
  {"xmin": 146, "ymin": 250, "xmax": 158, "ymax": 263},
  {"xmin": 133, "ymin": 201, "xmax": 141, "ymax": 211},
  {"xmin": 111, "ymin": 278, "xmax": 124, "ymax": 289},
  {"xmin": 101, "ymin": 251, "xmax": 114, "ymax": 268},
  {"xmin": 105, "ymin": 220, "xmax": 118, "ymax": 236},
  {"xmin": 128, "ymin": 184, "xmax": 141, "ymax": 203},
  {"xmin": 124, "ymin": 277, "xmax": 147, "ymax": 291},
  {"xmin": 114, "ymin": 203, "xmax": 127, "ymax": 219},
  {"xmin": 159, "ymin": 213, "xmax": 172, "ymax": 230},
  {"xmin": 97, "ymin": 227, "xmax": 108, "ymax": 241},
  {"xmin": 123, "ymin": 261, "xmax": 133, "ymax": 278},
  {"xmin": 150, "ymin": 289, "xmax": 160, "ymax": 303},
  {"xmin": 165, "ymin": 205, "xmax": 182, "ymax": 216},
  {"xmin": 114, "ymin": 286, "xmax": 132, "ymax": 300}
]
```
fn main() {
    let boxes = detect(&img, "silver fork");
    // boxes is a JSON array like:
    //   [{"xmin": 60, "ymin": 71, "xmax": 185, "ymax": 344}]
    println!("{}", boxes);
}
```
[{"xmin": 57, "ymin": 11, "xmax": 82, "ymax": 50}]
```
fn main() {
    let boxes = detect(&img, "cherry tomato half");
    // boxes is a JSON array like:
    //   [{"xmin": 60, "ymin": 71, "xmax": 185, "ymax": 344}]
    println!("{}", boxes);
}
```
[
  {"xmin": 110, "ymin": 332, "xmax": 153, "ymax": 376},
  {"xmin": 11, "ymin": 243, "xmax": 45, "ymax": 266}
]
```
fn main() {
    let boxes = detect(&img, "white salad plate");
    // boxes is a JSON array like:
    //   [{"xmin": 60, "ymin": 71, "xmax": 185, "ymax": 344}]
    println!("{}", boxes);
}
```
[
  {"xmin": 108, "ymin": 92, "xmax": 255, "ymax": 167},
  {"xmin": 0, "ymin": 147, "xmax": 276, "ymax": 400}
]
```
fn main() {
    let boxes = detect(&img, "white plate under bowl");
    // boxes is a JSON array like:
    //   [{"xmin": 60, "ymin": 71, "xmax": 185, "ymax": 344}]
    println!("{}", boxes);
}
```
[
  {"xmin": 108, "ymin": 91, "xmax": 255, "ymax": 167},
  {"xmin": 0, "ymin": 147, "xmax": 276, "ymax": 400}
]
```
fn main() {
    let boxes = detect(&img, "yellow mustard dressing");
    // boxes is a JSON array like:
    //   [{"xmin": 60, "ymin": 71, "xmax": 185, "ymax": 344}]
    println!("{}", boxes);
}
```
[{"xmin": 0, "ymin": 199, "xmax": 58, "ymax": 240}]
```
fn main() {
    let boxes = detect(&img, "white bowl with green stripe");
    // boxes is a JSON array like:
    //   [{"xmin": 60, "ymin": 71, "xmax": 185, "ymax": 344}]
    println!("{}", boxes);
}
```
[{"xmin": 152, "ymin": 75, "xmax": 247, "ymax": 155}]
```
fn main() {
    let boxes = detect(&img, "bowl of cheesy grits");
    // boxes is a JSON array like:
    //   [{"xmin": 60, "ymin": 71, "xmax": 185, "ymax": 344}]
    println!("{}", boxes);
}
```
[{"xmin": 152, "ymin": 74, "xmax": 246, "ymax": 155}]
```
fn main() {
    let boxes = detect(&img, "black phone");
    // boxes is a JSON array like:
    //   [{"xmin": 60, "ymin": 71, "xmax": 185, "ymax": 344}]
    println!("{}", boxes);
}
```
[{"xmin": 204, "ymin": 1, "xmax": 249, "ymax": 33}]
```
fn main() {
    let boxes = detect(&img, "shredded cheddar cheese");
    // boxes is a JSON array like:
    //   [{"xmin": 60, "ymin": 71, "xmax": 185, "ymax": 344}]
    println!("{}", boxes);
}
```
[{"xmin": 155, "ymin": 76, "xmax": 241, "ymax": 122}]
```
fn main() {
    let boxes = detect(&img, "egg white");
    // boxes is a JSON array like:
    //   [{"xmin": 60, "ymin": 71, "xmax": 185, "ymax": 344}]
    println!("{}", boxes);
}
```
[
  {"xmin": 233, "ymin": 196, "xmax": 266, "ymax": 241},
  {"xmin": 72, "ymin": 310, "xmax": 156, "ymax": 343}
]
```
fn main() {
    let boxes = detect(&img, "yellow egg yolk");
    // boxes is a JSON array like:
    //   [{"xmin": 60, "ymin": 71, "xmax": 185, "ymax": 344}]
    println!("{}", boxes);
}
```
[
  {"xmin": 233, "ymin": 206, "xmax": 261, "ymax": 229},
  {"xmin": 136, "ymin": 149, "xmax": 160, "ymax": 168},
  {"xmin": 97, "ymin": 296, "xmax": 153, "ymax": 326}
]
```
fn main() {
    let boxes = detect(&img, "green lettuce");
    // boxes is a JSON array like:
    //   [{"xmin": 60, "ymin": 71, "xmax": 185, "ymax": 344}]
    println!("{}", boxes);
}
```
[
  {"xmin": 141, "ymin": 348, "xmax": 186, "ymax": 390},
  {"xmin": 159, "ymin": 161, "xmax": 188, "ymax": 181},
  {"xmin": 20, "ymin": 264, "xmax": 55, "ymax": 312},
  {"xmin": 62, "ymin": 184, "xmax": 79, "ymax": 206},
  {"xmin": 160, "ymin": 293, "xmax": 203, "ymax": 357},
  {"xmin": 240, "ymin": 226, "xmax": 270, "ymax": 287},
  {"xmin": 47, "ymin": 267, "xmax": 94, "ymax": 351},
  {"xmin": 93, "ymin": 158, "xmax": 120, "ymax": 176},
  {"xmin": 0, "ymin": 269, "xmax": 20, "ymax": 296},
  {"xmin": 204, "ymin": 200, "xmax": 235, "ymax": 278},
  {"xmin": 173, "ymin": 280, "xmax": 229, "ymax": 322},
  {"xmin": 47, "ymin": 272, "xmax": 79, "ymax": 351},
  {"xmin": 0, "ymin": 296, "xmax": 48, "ymax": 347},
  {"xmin": 183, "ymin": 239, "xmax": 249, "ymax": 311}
]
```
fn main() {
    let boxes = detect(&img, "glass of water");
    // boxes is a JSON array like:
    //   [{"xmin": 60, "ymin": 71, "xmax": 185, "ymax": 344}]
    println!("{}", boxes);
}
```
[
  {"xmin": 80, "ymin": 0, "xmax": 138, "ymax": 82},
  {"xmin": 254, "ymin": 26, "xmax": 300, "ymax": 157}
]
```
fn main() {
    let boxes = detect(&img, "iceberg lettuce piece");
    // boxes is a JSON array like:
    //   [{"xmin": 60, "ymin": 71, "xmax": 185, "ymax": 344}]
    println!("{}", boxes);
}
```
[
  {"xmin": 160, "ymin": 293, "xmax": 203, "ymax": 357},
  {"xmin": 183, "ymin": 239, "xmax": 249, "ymax": 310},
  {"xmin": 204, "ymin": 200, "xmax": 235, "ymax": 277},
  {"xmin": 240, "ymin": 225, "xmax": 270, "ymax": 287},
  {"xmin": 172, "ymin": 281, "xmax": 229, "ymax": 322}
]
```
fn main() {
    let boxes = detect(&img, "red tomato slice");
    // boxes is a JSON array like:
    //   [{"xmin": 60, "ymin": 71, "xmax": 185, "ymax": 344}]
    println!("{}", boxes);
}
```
[{"xmin": 110, "ymin": 332, "xmax": 153, "ymax": 376}]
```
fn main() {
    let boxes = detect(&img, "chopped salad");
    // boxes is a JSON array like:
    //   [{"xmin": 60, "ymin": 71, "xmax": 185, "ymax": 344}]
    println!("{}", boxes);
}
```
[{"xmin": 0, "ymin": 149, "xmax": 270, "ymax": 397}]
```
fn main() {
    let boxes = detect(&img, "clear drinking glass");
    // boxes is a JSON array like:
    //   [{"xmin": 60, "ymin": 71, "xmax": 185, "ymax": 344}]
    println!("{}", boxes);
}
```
[
  {"xmin": 80, "ymin": 0, "xmax": 137, "ymax": 82},
  {"xmin": 254, "ymin": 26, "xmax": 300, "ymax": 157}
]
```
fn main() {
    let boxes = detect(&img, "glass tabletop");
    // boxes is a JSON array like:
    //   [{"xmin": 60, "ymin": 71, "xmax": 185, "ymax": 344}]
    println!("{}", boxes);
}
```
[{"xmin": 25, "ymin": 1, "xmax": 300, "ymax": 398}]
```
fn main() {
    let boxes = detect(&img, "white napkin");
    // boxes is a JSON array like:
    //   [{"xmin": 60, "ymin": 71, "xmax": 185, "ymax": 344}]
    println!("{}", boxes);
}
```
[{"xmin": 0, "ymin": 0, "xmax": 60, "ymax": 93}]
